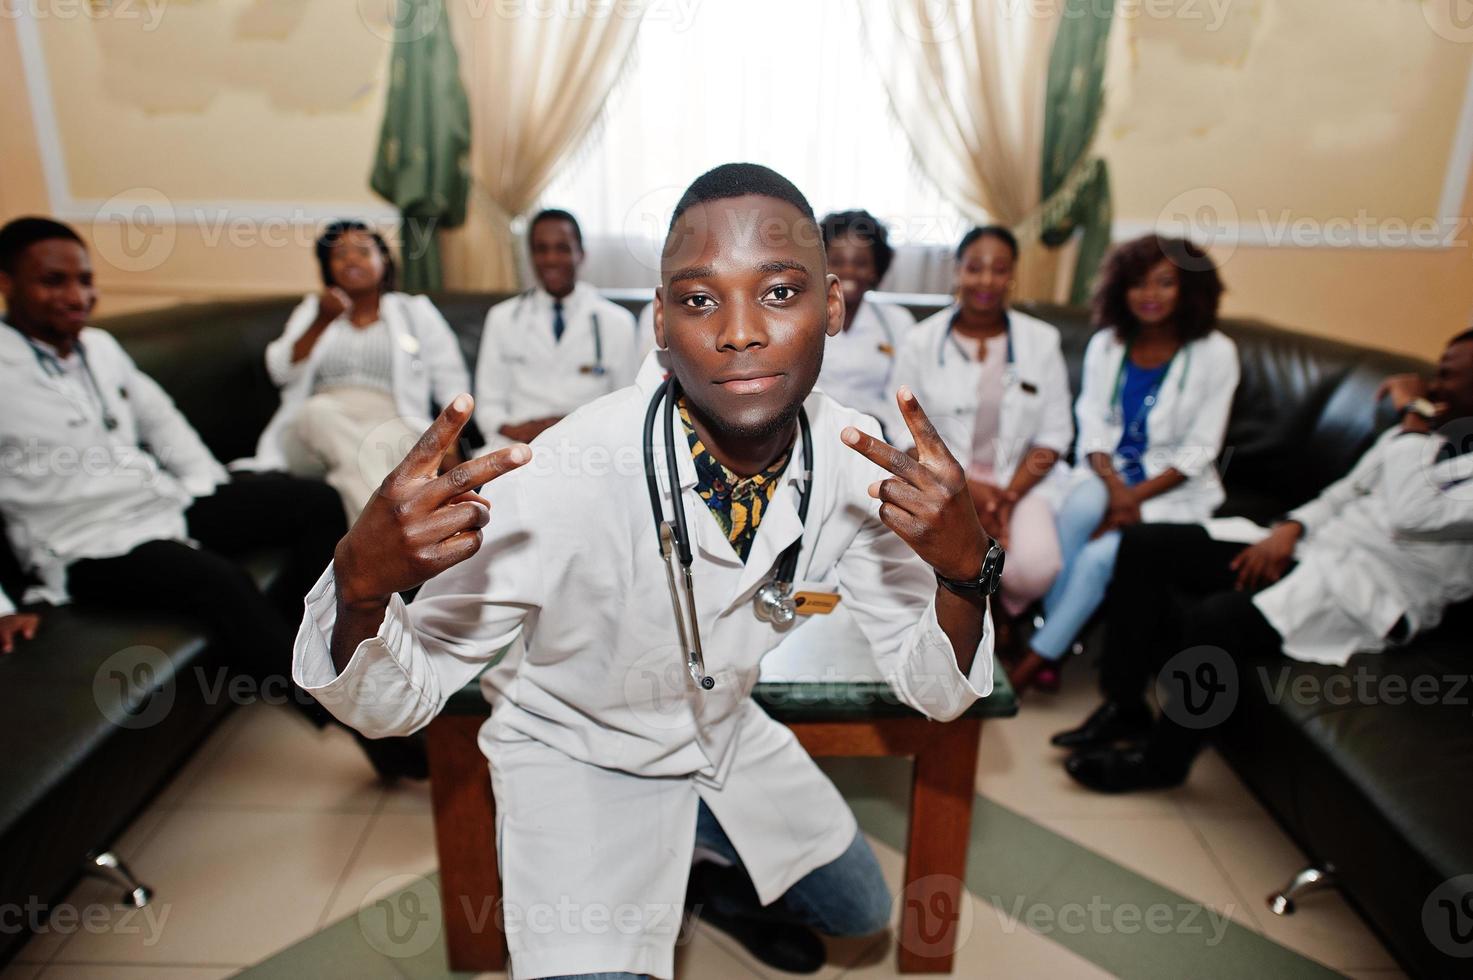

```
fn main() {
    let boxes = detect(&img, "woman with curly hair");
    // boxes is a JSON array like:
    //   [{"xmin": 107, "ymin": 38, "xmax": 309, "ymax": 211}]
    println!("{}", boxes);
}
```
[
  {"xmin": 1010, "ymin": 235, "xmax": 1240, "ymax": 693},
  {"xmin": 239, "ymin": 220, "xmax": 470, "ymax": 520}
]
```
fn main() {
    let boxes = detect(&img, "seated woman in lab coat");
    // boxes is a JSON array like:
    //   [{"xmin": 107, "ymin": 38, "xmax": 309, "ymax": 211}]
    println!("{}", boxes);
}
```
[
  {"xmin": 886, "ymin": 226, "xmax": 1073, "ymax": 627},
  {"xmin": 242, "ymin": 220, "xmax": 470, "ymax": 521},
  {"xmin": 1010, "ymin": 235, "xmax": 1239, "ymax": 693},
  {"xmin": 813, "ymin": 209, "xmax": 915, "ymax": 422},
  {"xmin": 295, "ymin": 164, "xmax": 997, "ymax": 978},
  {"xmin": 1055, "ymin": 331, "xmax": 1473, "ymax": 791}
]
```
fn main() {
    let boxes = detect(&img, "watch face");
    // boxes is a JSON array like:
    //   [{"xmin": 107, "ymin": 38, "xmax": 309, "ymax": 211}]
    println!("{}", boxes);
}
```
[{"xmin": 986, "ymin": 544, "xmax": 1006, "ymax": 595}]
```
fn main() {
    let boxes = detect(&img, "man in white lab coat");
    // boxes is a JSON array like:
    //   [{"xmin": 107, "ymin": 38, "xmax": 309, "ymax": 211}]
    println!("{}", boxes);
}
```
[
  {"xmin": 473, "ymin": 209, "xmax": 640, "ymax": 448},
  {"xmin": 293, "ymin": 164, "xmax": 997, "ymax": 978},
  {"xmin": 0, "ymin": 217, "xmax": 423, "ymax": 781},
  {"xmin": 1054, "ymin": 331, "xmax": 1473, "ymax": 792}
]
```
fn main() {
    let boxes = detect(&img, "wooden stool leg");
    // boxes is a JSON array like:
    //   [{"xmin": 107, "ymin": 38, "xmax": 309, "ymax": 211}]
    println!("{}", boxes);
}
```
[
  {"xmin": 426, "ymin": 715, "xmax": 505, "ymax": 971},
  {"xmin": 898, "ymin": 718, "xmax": 983, "ymax": 973}
]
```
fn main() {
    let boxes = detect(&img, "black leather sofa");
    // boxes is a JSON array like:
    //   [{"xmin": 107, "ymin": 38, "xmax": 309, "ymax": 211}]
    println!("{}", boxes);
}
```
[{"xmin": 0, "ymin": 292, "xmax": 1464, "ymax": 976}]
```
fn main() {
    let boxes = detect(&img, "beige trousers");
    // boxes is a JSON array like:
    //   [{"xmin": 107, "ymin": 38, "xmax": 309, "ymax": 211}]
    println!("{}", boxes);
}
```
[{"xmin": 281, "ymin": 386, "xmax": 426, "ymax": 522}]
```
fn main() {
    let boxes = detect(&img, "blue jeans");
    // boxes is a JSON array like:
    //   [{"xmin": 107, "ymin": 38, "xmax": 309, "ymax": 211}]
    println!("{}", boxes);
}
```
[
  {"xmin": 545, "ymin": 802, "xmax": 891, "ymax": 980},
  {"xmin": 692, "ymin": 800, "xmax": 891, "ymax": 937},
  {"xmin": 1031, "ymin": 474, "xmax": 1122, "ymax": 660}
]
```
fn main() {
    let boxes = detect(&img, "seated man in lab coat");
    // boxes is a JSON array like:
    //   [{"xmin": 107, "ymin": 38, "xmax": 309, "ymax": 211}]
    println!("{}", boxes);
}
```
[
  {"xmin": 473, "ymin": 208, "xmax": 640, "ymax": 447},
  {"xmin": 1054, "ymin": 331, "xmax": 1473, "ymax": 792},
  {"xmin": 295, "ymin": 164, "xmax": 998, "ymax": 978},
  {"xmin": 0, "ymin": 217, "xmax": 424, "ymax": 781}
]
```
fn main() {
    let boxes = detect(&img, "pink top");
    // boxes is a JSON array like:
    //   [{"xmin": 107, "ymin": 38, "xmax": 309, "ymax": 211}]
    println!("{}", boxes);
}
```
[{"xmin": 965, "ymin": 332, "xmax": 1009, "ymax": 478}]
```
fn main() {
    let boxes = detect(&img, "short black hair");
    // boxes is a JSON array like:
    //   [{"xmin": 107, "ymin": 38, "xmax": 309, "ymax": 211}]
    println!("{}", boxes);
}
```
[
  {"xmin": 668, "ymin": 163, "xmax": 816, "ymax": 240},
  {"xmin": 1092, "ymin": 234, "xmax": 1223, "ymax": 343},
  {"xmin": 529, "ymin": 208, "xmax": 583, "ymax": 250},
  {"xmin": 1452, "ymin": 328, "xmax": 1473, "ymax": 346},
  {"xmin": 315, "ymin": 220, "xmax": 396, "ymax": 293},
  {"xmin": 820, "ymin": 209, "xmax": 895, "ymax": 282},
  {"xmin": 955, "ymin": 225, "xmax": 1018, "ymax": 263},
  {"xmin": 0, "ymin": 217, "xmax": 85, "ymax": 275}
]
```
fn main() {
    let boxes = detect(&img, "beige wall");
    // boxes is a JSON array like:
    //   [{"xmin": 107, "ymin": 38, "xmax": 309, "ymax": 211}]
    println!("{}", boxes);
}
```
[
  {"xmin": 0, "ymin": 2, "xmax": 392, "ymax": 314},
  {"xmin": 1097, "ymin": 0, "xmax": 1473, "ymax": 361},
  {"xmin": 2, "ymin": 1, "xmax": 1469, "ymax": 362}
]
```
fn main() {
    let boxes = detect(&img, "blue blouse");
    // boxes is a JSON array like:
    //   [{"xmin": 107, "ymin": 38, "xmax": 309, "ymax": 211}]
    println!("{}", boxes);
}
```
[{"xmin": 1116, "ymin": 360, "xmax": 1170, "ymax": 485}]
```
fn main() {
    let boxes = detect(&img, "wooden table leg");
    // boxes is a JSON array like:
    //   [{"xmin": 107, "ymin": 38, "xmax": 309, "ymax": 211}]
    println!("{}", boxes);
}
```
[
  {"xmin": 425, "ymin": 715, "xmax": 505, "ymax": 972},
  {"xmin": 898, "ymin": 717, "xmax": 983, "ymax": 973}
]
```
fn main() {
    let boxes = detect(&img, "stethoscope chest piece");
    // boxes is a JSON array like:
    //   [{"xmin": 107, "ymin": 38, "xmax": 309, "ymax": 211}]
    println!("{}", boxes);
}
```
[{"xmin": 753, "ymin": 581, "xmax": 798, "ymax": 630}]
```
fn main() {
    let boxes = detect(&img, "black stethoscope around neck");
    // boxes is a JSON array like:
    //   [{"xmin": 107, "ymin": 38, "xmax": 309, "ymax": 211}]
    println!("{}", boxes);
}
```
[
  {"xmin": 938, "ymin": 310, "xmax": 1017, "ymax": 386},
  {"xmin": 11, "ymin": 323, "xmax": 120, "ymax": 432},
  {"xmin": 642, "ymin": 376, "xmax": 814, "ymax": 692}
]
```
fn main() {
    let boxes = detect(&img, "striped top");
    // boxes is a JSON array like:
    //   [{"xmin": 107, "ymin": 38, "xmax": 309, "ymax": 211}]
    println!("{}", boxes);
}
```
[{"xmin": 312, "ymin": 319, "xmax": 395, "ymax": 394}]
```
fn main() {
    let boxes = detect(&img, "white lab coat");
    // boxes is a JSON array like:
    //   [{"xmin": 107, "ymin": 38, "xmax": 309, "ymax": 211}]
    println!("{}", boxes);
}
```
[
  {"xmin": 0, "ymin": 323, "xmax": 227, "ymax": 615},
  {"xmin": 237, "ymin": 291, "xmax": 470, "ymax": 471},
  {"xmin": 816, "ymin": 299, "xmax": 915, "ymax": 424},
  {"xmin": 474, "ymin": 282, "xmax": 640, "ymax": 447},
  {"xmin": 1071, "ymin": 327, "xmax": 1240, "ymax": 522},
  {"xmin": 1249, "ymin": 427, "xmax": 1473, "ymax": 665},
  {"xmin": 291, "ymin": 353, "xmax": 993, "ymax": 978},
  {"xmin": 884, "ymin": 307, "xmax": 1074, "ymax": 500}
]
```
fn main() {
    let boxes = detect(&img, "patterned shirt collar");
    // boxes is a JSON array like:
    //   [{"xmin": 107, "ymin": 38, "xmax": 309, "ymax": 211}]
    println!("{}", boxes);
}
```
[{"xmin": 678, "ymin": 398, "xmax": 791, "ymax": 563}]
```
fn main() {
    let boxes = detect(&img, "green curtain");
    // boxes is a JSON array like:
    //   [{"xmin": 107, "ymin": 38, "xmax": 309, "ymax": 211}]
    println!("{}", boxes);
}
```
[
  {"xmin": 370, "ymin": 0, "xmax": 471, "ymax": 294},
  {"xmin": 1039, "ymin": 0, "xmax": 1115, "ymax": 305}
]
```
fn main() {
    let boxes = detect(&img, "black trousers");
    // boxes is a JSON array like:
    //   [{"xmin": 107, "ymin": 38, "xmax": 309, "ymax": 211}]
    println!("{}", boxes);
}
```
[
  {"xmin": 66, "ymin": 473, "xmax": 346, "ymax": 719},
  {"xmin": 1102, "ymin": 523, "xmax": 1288, "ymax": 773}
]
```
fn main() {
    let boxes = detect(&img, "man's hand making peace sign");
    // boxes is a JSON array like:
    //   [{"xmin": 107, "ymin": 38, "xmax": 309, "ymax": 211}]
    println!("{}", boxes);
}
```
[
  {"xmin": 842, "ymin": 386, "xmax": 996, "ymax": 675},
  {"xmin": 330, "ymin": 394, "xmax": 531, "ymax": 671}
]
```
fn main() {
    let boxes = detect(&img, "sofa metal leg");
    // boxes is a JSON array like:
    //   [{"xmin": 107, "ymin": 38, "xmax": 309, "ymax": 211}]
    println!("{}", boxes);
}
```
[
  {"xmin": 1267, "ymin": 864, "xmax": 1335, "ymax": 916},
  {"xmin": 84, "ymin": 851, "xmax": 153, "ymax": 909}
]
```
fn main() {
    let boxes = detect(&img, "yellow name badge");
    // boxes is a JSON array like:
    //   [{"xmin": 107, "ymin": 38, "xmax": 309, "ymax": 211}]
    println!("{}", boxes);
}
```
[
  {"xmin": 877, "ymin": 343, "xmax": 895, "ymax": 357},
  {"xmin": 793, "ymin": 591, "xmax": 842, "ymax": 616}
]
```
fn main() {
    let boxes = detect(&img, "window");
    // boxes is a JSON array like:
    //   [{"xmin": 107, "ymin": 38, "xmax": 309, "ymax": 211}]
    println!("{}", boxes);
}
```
[{"xmin": 538, "ymin": 0, "xmax": 968, "ymax": 292}]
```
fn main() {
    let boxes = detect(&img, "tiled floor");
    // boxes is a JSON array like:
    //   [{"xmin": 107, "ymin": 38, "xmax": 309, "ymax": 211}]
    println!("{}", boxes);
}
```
[{"xmin": 4, "ymin": 663, "xmax": 1405, "ymax": 979}]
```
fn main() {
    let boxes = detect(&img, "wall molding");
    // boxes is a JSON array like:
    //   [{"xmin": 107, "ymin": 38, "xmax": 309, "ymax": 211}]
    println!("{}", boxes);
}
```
[
  {"xmin": 13, "ymin": 8, "xmax": 1473, "ymax": 250},
  {"xmin": 12, "ymin": 8, "xmax": 398, "ymax": 229}
]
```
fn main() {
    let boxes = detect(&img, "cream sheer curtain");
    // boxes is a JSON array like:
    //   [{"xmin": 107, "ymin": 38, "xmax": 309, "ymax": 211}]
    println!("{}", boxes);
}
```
[
  {"xmin": 441, "ymin": 1, "xmax": 647, "ymax": 291},
  {"xmin": 860, "ymin": 1, "xmax": 1063, "ymax": 300}
]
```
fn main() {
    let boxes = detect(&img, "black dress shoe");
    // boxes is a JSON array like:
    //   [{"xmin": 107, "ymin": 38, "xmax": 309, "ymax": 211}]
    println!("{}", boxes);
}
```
[
  {"xmin": 1064, "ymin": 745, "xmax": 1187, "ymax": 793},
  {"xmin": 687, "ymin": 864, "xmax": 825, "ymax": 974},
  {"xmin": 1050, "ymin": 700, "xmax": 1153, "ymax": 749}
]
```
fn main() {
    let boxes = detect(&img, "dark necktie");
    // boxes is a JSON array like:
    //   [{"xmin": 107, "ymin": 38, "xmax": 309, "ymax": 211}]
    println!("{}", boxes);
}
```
[{"xmin": 552, "ymin": 300, "xmax": 566, "ymax": 343}]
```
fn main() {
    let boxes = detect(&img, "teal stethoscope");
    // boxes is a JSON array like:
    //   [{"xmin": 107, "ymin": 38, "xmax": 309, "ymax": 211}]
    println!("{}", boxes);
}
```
[
  {"xmin": 12, "ymin": 324, "xmax": 121, "ymax": 432},
  {"xmin": 1106, "ymin": 340, "xmax": 1193, "ymax": 430},
  {"xmin": 937, "ymin": 310, "xmax": 1018, "ymax": 388},
  {"xmin": 642, "ymin": 375, "xmax": 814, "ymax": 691}
]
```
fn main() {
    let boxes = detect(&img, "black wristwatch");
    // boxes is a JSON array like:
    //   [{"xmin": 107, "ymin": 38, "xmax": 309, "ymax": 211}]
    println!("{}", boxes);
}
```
[{"xmin": 935, "ymin": 537, "xmax": 1006, "ymax": 599}]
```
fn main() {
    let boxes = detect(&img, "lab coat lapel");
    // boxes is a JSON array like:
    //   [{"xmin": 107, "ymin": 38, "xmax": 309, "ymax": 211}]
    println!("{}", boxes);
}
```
[
  {"xmin": 727, "ymin": 474, "xmax": 801, "ymax": 607},
  {"xmin": 725, "ymin": 437, "xmax": 806, "ymax": 611},
  {"xmin": 650, "ymin": 388, "xmax": 743, "ymax": 571}
]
